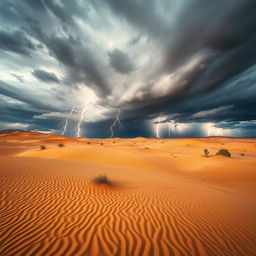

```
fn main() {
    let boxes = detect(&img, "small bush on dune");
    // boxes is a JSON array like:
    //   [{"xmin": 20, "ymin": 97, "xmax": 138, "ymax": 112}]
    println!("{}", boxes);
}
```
[
  {"xmin": 58, "ymin": 143, "xmax": 65, "ymax": 147},
  {"xmin": 40, "ymin": 145, "xmax": 46, "ymax": 150},
  {"xmin": 204, "ymin": 149, "xmax": 209, "ymax": 157},
  {"xmin": 216, "ymin": 149, "xmax": 231, "ymax": 157},
  {"xmin": 92, "ymin": 175, "xmax": 112, "ymax": 186}
]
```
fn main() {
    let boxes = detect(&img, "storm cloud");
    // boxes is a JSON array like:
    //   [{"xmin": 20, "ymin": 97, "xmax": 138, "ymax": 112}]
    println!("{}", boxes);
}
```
[
  {"xmin": 0, "ymin": 0, "xmax": 255, "ymax": 137},
  {"xmin": 32, "ymin": 69, "xmax": 59, "ymax": 83},
  {"xmin": 108, "ymin": 48, "xmax": 136, "ymax": 75},
  {"xmin": 0, "ymin": 30, "xmax": 36, "ymax": 55}
]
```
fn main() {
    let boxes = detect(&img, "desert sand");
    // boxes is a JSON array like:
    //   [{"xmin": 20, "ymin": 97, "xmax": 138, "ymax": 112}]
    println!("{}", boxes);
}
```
[{"xmin": 0, "ymin": 131, "xmax": 256, "ymax": 256}]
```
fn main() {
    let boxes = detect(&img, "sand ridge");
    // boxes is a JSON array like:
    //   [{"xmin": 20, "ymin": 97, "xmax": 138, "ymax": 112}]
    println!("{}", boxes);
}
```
[{"xmin": 0, "ymin": 132, "xmax": 256, "ymax": 256}]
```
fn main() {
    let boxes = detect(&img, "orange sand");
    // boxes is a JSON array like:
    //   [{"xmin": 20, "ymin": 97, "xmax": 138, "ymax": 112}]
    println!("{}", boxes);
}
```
[{"xmin": 0, "ymin": 132, "xmax": 256, "ymax": 256}]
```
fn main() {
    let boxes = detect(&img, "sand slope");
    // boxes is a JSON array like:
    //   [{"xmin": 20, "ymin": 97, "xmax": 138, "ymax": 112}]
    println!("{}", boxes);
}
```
[{"xmin": 0, "ymin": 133, "xmax": 256, "ymax": 256}]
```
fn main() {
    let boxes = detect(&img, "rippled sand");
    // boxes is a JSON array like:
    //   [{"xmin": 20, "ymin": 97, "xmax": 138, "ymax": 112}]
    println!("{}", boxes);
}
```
[{"xmin": 0, "ymin": 132, "xmax": 256, "ymax": 256}]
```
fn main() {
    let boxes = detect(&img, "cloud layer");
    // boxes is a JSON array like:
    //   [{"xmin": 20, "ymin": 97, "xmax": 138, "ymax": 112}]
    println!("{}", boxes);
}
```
[{"xmin": 0, "ymin": 0, "xmax": 255, "ymax": 137}]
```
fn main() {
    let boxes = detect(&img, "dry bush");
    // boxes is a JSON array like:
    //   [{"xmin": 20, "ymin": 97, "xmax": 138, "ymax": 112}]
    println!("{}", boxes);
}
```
[
  {"xmin": 40, "ymin": 145, "xmax": 46, "ymax": 150},
  {"xmin": 58, "ymin": 143, "xmax": 65, "ymax": 147},
  {"xmin": 216, "ymin": 149, "xmax": 231, "ymax": 157},
  {"xmin": 204, "ymin": 149, "xmax": 209, "ymax": 157},
  {"xmin": 92, "ymin": 175, "xmax": 112, "ymax": 186}
]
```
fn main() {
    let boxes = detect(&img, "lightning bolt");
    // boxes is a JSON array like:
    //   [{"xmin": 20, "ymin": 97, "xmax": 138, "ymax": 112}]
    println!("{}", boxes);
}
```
[
  {"xmin": 62, "ymin": 106, "xmax": 76, "ymax": 135},
  {"xmin": 168, "ymin": 121, "xmax": 176, "ymax": 138},
  {"xmin": 155, "ymin": 117, "xmax": 161, "ymax": 138},
  {"xmin": 77, "ymin": 105, "xmax": 87, "ymax": 137},
  {"xmin": 168, "ymin": 122, "xmax": 172, "ymax": 138},
  {"xmin": 110, "ymin": 109, "xmax": 122, "ymax": 138}
]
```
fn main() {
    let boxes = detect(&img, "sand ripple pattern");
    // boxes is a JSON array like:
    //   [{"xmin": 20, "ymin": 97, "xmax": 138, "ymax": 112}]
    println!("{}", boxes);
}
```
[{"xmin": 0, "ymin": 157, "xmax": 256, "ymax": 256}]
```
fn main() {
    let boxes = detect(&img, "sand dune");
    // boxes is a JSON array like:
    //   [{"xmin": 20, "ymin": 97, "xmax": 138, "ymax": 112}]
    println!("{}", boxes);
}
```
[{"xmin": 0, "ymin": 132, "xmax": 256, "ymax": 255}]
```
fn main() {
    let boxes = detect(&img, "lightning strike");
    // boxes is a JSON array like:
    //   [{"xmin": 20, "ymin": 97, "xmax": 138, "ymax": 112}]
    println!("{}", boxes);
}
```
[
  {"xmin": 168, "ymin": 122, "xmax": 172, "ymax": 138},
  {"xmin": 62, "ymin": 106, "xmax": 76, "ymax": 135},
  {"xmin": 168, "ymin": 122, "xmax": 178, "ymax": 138},
  {"xmin": 77, "ymin": 105, "xmax": 87, "ymax": 137},
  {"xmin": 110, "ymin": 109, "xmax": 122, "ymax": 138},
  {"xmin": 155, "ymin": 117, "xmax": 161, "ymax": 138}
]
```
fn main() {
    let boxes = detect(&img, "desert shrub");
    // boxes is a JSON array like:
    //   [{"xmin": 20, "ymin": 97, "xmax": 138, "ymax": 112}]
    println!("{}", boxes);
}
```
[
  {"xmin": 92, "ymin": 175, "xmax": 111, "ymax": 186},
  {"xmin": 204, "ymin": 149, "xmax": 209, "ymax": 157},
  {"xmin": 216, "ymin": 149, "xmax": 231, "ymax": 157},
  {"xmin": 100, "ymin": 143, "xmax": 104, "ymax": 145},
  {"xmin": 40, "ymin": 145, "xmax": 46, "ymax": 150},
  {"xmin": 87, "ymin": 142, "xmax": 91, "ymax": 144},
  {"xmin": 58, "ymin": 143, "xmax": 65, "ymax": 147},
  {"xmin": 240, "ymin": 153, "xmax": 245, "ymax": 156}
]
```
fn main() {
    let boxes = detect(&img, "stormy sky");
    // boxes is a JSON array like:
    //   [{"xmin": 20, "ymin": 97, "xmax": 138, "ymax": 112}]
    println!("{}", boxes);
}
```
[{"xmin": 0, "ymin": 0, "xmax": 256, "ymax": 138}]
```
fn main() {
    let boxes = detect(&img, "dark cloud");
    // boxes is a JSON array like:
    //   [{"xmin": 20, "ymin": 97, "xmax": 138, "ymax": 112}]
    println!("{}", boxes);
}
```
[
  {"xmin": 108, "ymin": 48, "xmax": 136, "ymax": 74},
  {"xmin": 191, "ymin": 106, "xmax": 233, "ymax": 119},
  {"xmin": 0, "ymin": 80, "xmax": 61, "ymax": 111},
  {"xmin": 215, "ymin": 121, "xmax": 253, "ymax": 130},
  {"xmin": 43, "ymin": 0, "xmax": 76, "ymax": 27},
  {"xmin": 23, "ymin": 19, "xmax": 111, "ymax": 96},
  {"xmin": 163, "ymin": 0, "xmax": 256, "ymax": 70},
  {"xmin": 45, "ymin": 36, "xmax": 76, "ymax": 67},
  {"xmin": 0, "ymin": 30, "xmax": 36, "ymax": 55},
  {"xmin": 0, "ymin": 0, "xmax": 255, "ymax": 137},
  {"xmin": 23, "ymin": 0, "xmax": 47, "ymax": 12},
  {"xmin": 32, "ymin": 69, "xmax": 59, "ymax": 83}
]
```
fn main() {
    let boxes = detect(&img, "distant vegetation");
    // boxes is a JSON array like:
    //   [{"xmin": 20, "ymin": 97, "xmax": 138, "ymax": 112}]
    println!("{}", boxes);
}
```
[
  {"xmin": 40, "ymin": 145, "xmax": 46, "ymax": 150},
  {"xmin": 58, "ymin": 143, "xmax": 65, "ymax": 147},
  {"xmin": 204, "ymin": 149, "xmax": 209, "ymax": 157},
  {"xmin": 92, "ymin": 175, "xmax": 112, "ymax": 186},
  {"xmin": 216, "ymin": 149, "xmax": 231, "ymax": 157}
]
